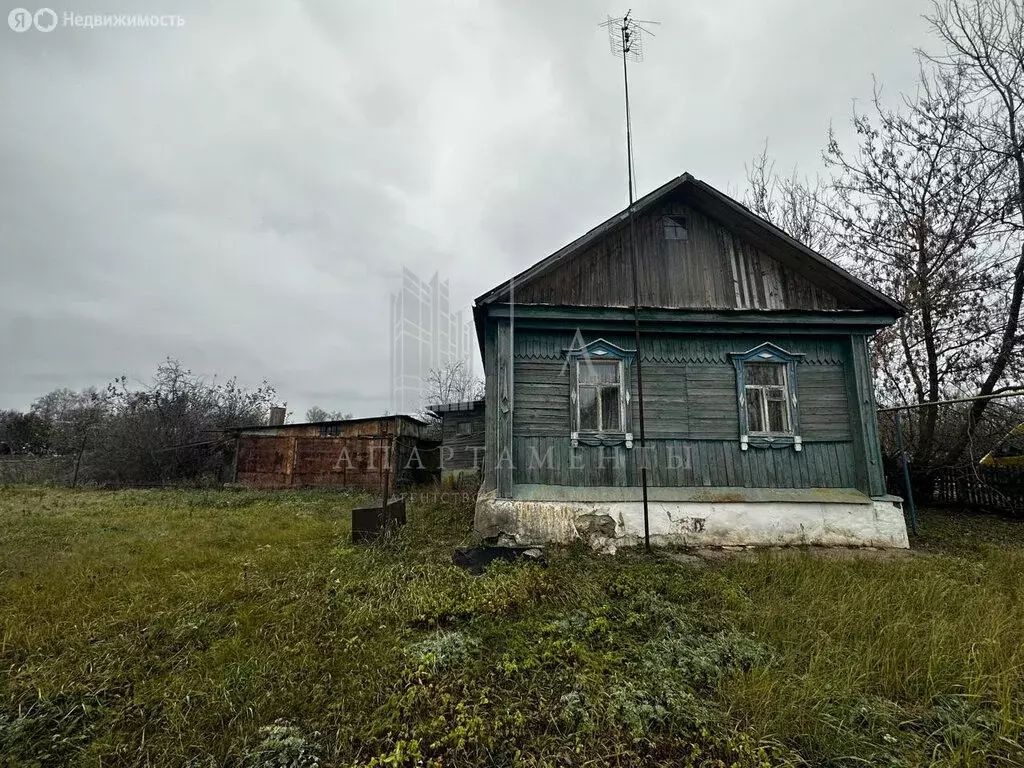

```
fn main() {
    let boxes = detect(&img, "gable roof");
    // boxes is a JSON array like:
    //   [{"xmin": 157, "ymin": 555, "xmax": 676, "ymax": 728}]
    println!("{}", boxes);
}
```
[{"xmin": 475, "ymin": 173, "xmax": 904, "ymax": 315}]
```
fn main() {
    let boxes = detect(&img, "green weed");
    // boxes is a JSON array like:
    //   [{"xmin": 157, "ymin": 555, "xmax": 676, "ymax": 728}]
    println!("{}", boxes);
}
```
[{"xmin": 0, "ymin": 487, "xmax": 1022, "ymax": 766}]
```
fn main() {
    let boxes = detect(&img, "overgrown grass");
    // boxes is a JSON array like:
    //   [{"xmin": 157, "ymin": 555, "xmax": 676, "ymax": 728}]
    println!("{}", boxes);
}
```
[{"xmin": 1, "ymin": 486, "xmax": 1022, "ymax": 766}]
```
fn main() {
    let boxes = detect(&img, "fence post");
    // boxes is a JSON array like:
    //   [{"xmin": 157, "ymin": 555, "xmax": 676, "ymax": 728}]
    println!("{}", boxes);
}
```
[{"xmin": 893, "ymin": 410, "xmax": 918, "ymax": 535}]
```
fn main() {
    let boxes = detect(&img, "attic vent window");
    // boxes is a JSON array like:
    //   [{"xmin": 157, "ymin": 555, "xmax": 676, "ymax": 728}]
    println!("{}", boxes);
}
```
[{"xmin": 663, "ymin": 215, "xmax": 688, "ymax": 241}]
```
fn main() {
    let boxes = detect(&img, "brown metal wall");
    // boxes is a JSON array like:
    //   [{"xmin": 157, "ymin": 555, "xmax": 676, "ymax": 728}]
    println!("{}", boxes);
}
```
[
  {"xmin": 236, "ymin": 436, "xmax": 292, "ymax": 487},
  {"xmin": 233, "ymin": 417, "xmax": 440, "ymax": 490}
]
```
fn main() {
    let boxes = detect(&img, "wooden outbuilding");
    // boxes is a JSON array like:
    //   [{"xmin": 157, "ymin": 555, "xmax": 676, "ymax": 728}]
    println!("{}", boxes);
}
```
[{"xmin": 428, "ymin": 400, "xmax": 486, "ymax": 485}]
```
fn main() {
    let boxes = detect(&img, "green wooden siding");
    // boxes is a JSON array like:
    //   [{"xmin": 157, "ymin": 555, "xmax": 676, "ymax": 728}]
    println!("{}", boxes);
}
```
[
  {"xmin": 850, "ymin": 334, "xmax": 888, "ymax": 496},
  {"xmin": 506, "ymin": 329, "xmax": 858, "ymax": 490},
  {"xmin": 513, "ymin": 361, "xmax": 569, "ymax": 435},
  {"xmin": 642, "ymin": 364, "xmax": 689, "ymax": 437},
  {"xmin": 513, "ymin": 437, "xmax": 857, "ymax": 488},
  {"xmin": 440, "ymin": 407, "xmax": 486, "ymax": 471},
  {"xmin": 798, "ymin": 365, "xmax": 853, "ymax": 441},
  {"xmin": 511, "ymin": 198, "xmax": 850, "ymax": 311}
]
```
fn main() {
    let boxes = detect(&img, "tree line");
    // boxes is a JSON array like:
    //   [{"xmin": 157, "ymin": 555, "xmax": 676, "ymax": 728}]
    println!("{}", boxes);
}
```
[
  {"xmin": 0, "ymin": 359, "xmax": 281, "ymax": 486},
  {"xmin": 0, "ymin": 357, "xmax": 482, "ymax": 487},
  {"xmin": 744, "ymin": 0, "xmax": 1024, "ymax": 473}
]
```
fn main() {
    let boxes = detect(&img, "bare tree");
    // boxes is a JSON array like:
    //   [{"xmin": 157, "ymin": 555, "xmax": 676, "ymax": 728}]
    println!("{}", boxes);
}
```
[
  {"xmin": 745, "ymin": 52, "xmax": 1021, "ymax": 469},
  {"xmin": 424, "ymin": 359, "xmax": 484, "ymax": 407},
  {"xmin": 824, "ymin": 69, "xmax": 1013, "ymax": 467},
  {"xmin": 305, "ymin": 406, "xmax": 353, "ymax": 422},
  {"xmin": 92, "ymin": 358, "xmax": 280, "ymax": 485},
  {"xmin": 29, "ymin": 387, "xmax": 106, "ymax": 455},
  {"xmin": 922, "ymin": 0, "xmax": 1024, "ymax": 460},
  {"xmin": 744, "ymin": 143, "xmax": 837, "ymax": 257}
]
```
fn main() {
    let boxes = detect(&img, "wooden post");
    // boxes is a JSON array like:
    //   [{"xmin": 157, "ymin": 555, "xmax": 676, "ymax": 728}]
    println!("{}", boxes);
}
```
[
  {"xmin": 495, "ymin": 321, "xmax": 513, "ymax": 498},
  {"xmin": 850, "ymin": 335, "xmax": 887, "ymax": 496},
  {"xmin": 481, "ymin": 320, "xmax": 498, "ymax": 493},
  {"xmin": 230, "ymin": 434, "xmax": 239, "ymax": 483}
]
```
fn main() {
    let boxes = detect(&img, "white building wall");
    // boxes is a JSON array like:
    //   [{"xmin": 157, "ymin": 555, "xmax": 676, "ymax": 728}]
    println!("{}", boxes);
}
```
[{"xmin": 475, "ymin": 491, "xmax": 909, "ymax": 552}]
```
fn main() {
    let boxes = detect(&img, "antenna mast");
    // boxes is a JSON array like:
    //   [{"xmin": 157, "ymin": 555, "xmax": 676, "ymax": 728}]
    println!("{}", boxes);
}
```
[{"xmin": 601, "ymin": 10, "xmax": 658, "ymax": 551}]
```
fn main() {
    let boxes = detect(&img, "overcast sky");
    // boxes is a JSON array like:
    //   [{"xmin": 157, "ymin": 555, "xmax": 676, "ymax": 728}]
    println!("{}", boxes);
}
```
[{"xmin": 0, "ymin": 0, "xmax": 933, "ymax": 419}]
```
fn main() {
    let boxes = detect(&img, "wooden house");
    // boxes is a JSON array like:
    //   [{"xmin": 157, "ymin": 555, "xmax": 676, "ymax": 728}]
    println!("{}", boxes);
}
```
[
  {"xmin": 428, "ymin": 400, "xmax": 486, "ymax": 485},
  {"xmin": 473, "ymin": 173, "xmax": 908, "ymax": 550}
]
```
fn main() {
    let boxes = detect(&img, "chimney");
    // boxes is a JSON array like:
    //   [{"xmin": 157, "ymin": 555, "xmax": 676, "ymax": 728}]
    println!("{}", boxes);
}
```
[{"xmin": 269, "ymin": 407, "xmax": 286, "ymax": 426}]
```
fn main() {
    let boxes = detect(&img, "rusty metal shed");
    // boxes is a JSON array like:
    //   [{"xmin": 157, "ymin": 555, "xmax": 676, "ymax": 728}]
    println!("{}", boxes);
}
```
[{"xmin": 225, "ymin": 415, "xmax": 440, "ymax": 490}]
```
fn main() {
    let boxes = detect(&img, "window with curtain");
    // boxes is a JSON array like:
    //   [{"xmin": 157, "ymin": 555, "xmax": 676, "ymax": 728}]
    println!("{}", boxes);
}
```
[
  {"xmin": 743, "ymin": 362, "xmax": 792, "ymax": 434},
  {"xmin": 576, "ymin": 359, "xmax": 624, "ymax": 433}
]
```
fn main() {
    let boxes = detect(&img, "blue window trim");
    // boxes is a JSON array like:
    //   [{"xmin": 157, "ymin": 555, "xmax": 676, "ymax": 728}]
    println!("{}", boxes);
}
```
[
  {"xmin": 564, "ymin": 338, "xmax": 636, "ymax": 448},
  {"xmin": 729, "ymin": 342, "xmax": 804, "ymax": 451}
]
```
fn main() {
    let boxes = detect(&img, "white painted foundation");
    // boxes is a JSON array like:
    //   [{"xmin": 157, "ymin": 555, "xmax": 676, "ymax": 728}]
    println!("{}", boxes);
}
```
[{"xmin": 475, "ymin": 488, "xmax": 909, "ymax": 552}]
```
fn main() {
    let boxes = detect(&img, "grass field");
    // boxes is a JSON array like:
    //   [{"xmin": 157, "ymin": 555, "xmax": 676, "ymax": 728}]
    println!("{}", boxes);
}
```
[{"xmin": 1, "ymin": 485, "xmax": 1023, "ymax": 767}]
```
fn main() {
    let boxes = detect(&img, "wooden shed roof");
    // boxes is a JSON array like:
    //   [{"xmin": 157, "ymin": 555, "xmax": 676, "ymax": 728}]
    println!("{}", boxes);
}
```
[
  {"xmin": 475, "ymin": 173, "xmax": 904, "ymax": 315},
  {"xmin": 427, "ymin": 400, "xmax": 485, "ymax": 414}
]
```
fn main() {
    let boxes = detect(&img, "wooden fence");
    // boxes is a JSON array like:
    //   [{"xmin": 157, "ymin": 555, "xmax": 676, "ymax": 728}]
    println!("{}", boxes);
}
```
[{"xmin": 922, "ymin": 466, "xmax": 1024, "ymax": 515}]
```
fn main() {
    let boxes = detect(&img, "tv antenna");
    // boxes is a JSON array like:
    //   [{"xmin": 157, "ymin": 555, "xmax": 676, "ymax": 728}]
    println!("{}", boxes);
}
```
[
  {"xmin": 600, "ymin": 10, "xmax": 659, "ymax": 550},
  {"xmin": 601, "ymin": 11, "xmax": 659, "ymax": 200}
]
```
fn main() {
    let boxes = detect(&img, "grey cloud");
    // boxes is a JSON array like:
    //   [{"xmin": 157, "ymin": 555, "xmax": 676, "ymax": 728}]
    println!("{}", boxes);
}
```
[{"xmin": 1, "ymin": 0, "xmax": 931, "ymax": 418}]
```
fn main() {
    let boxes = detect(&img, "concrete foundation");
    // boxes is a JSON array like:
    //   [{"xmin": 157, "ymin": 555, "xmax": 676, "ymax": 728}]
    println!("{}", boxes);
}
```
[{"xmin": 475, "ymin": 485, "xmax": 908, "ymax": 553}]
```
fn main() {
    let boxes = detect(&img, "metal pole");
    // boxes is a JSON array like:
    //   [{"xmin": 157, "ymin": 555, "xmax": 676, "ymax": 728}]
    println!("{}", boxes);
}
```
[
  {"xmin": 893, "ymin": 410, "xmax": 918, "ymax": 535},
  {"xmin": 622, "ymin": 24, "xmax": 651, "ymax": 551},
  {"xmin": 509, "ymin": 275, "xmax": 514, "ymax": 497},
  {"xmin": 877, "ymin": 389, "xmax": 1024, "ymax": 413}
]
